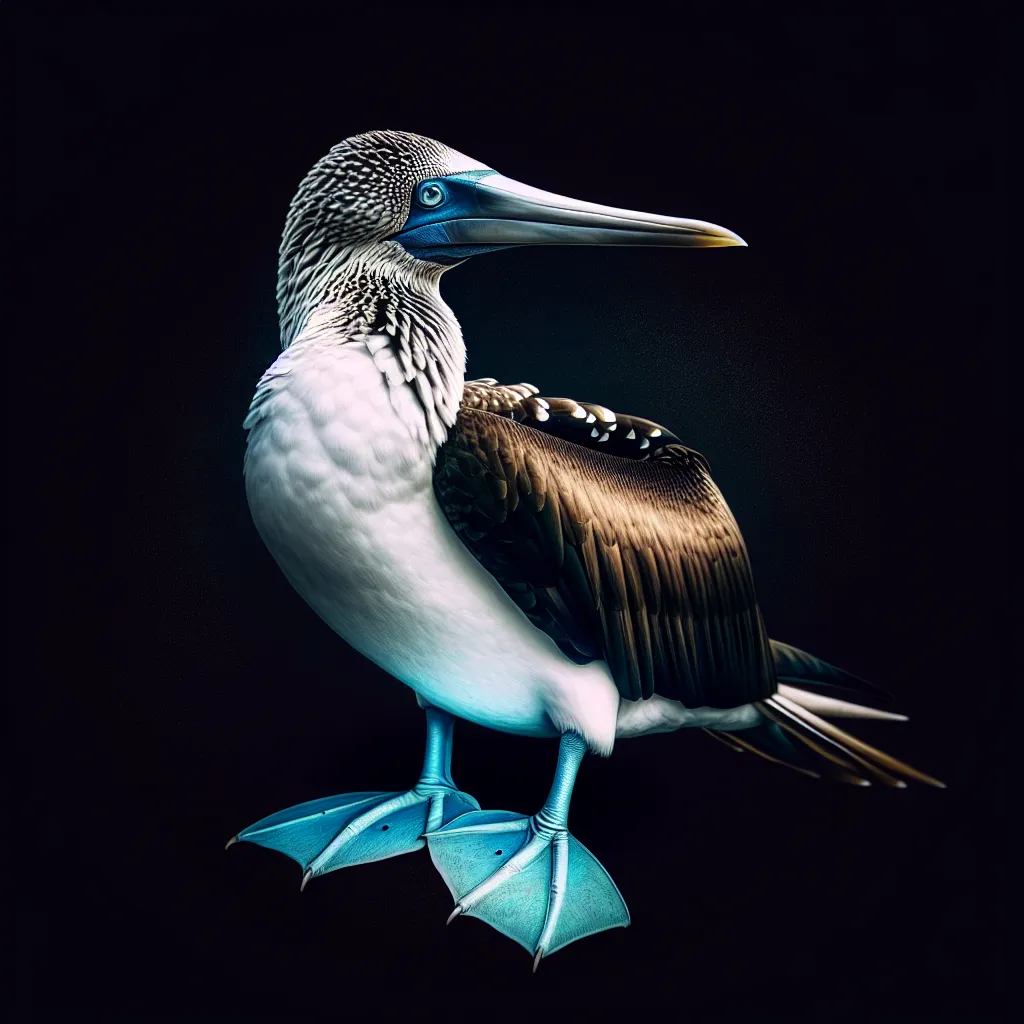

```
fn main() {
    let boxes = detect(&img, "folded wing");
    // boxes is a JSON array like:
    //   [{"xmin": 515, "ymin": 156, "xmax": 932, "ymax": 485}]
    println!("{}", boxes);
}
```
[{"xmin": 434, "ymin": 384, "xmax": 775, "ymax": 708}]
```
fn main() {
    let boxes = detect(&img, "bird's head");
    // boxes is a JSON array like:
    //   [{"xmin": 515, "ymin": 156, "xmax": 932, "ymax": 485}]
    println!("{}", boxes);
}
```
[{"xmin": 277, "ymin": 130, "xmax": 745, "ymax": 346}]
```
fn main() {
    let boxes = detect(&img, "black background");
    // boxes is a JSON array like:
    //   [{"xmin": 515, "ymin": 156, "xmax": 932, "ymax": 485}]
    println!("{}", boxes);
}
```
[{"xmin": 14, "ymin": 10, "xmax": 1008, "ymax": 1020}]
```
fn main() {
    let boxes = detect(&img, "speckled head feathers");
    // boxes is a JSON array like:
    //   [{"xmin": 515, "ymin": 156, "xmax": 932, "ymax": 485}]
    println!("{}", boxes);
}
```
[
  {"xmin": 281, "ymin": 131, "xmax": 486, "ymax": 252},
  {"xmin": 276, "ymin": 131, "xmax": 486, "ymax": 347}
]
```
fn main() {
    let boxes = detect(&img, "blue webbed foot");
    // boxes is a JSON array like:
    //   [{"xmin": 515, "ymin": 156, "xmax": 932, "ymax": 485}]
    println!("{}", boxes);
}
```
[
  {"xmin": 426, "ymin": 808, "xmax": 629, "ymax": 967},
  {"xmin": 226, "ymin": 707, "xmax": 478, "ymax": 889},
  {"xmin": 427, "ymin": 733, "xmax": 630, "ymax": 966},
  {"xmin": 229, "ymin": 785, "xmax": 479, "ymax": 887}
]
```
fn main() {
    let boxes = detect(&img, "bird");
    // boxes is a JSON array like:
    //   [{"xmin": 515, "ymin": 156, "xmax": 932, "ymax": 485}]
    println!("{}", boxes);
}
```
[{"xmin": 226, "ymin": 130, "xmax": 943, "ymax": 969}]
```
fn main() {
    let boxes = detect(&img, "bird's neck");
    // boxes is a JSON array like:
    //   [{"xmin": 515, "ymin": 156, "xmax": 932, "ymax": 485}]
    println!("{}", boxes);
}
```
[{"xmin": 278, "ymin": 242, "xmax": 467, "ymax": 452}]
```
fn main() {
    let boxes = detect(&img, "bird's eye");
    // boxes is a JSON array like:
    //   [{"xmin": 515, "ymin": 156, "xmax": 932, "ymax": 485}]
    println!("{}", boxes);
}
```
[{"xmin": 417, "ymin": 182, "xmax": 447, "ymax": 208}]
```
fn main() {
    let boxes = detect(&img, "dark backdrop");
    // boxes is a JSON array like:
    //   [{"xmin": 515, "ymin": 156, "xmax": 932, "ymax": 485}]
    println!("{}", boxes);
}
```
[{"xmin": 15, "ymin": 11, "xmax": 1007, "ymax": 1020}]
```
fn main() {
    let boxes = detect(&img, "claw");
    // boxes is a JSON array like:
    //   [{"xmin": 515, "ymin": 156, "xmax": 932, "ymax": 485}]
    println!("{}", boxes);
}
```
[
  {"xmin": 533, "ymin": 949, "xmax": 543, "ymax": 974},
  {"xmin": 300, "ymin": 868, "xmax": 312, "ymax": 892},
  {"xmin": 446, "ymin": 905, "xmax": 463, "ymax": 925},
  {"xmin": 224, "ymin": 835, "xmax": 238, "ymax": 851}
]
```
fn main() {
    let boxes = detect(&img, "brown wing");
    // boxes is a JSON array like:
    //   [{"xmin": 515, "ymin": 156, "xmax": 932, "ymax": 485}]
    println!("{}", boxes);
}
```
[{"xmin": 434, "ymin": 395, "xmax": 776, "ymax": 708}]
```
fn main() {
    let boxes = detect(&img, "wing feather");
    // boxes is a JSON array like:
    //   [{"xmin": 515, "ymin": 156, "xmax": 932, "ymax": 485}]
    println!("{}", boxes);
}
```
[{"xmin": 434, "ymin": 397, "xmax": 775, "ymax": 707}]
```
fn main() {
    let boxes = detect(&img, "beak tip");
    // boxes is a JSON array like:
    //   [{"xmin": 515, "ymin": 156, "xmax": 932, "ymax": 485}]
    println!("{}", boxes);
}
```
[{"xmin": 700, "ymin": 226, "xmax": 746, "ymax": 248}]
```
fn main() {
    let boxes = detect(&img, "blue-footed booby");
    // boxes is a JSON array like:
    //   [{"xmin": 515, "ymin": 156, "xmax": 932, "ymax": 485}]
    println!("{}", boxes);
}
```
[{"xmin": 227, "ymin": 130, "xmax": 943, "ymax": 968}]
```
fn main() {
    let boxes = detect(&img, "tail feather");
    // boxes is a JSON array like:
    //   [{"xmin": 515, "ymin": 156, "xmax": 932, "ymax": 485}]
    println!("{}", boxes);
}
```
[
  {"xmin": 770, "ymin": 639, "xmax": 894, "ymax": 707},
  {"xmin": 704, "ymin": 720, "xmax": 874, "ymax": 786},
  {"xmin": 705, "ymin": 640, "xmax": 945, "ymax": 789},
  {"xmin": 765, "ymin": 693, "xmax": 945, "ymax": 788},
  {"xmin": 702, "ymin": 728, "xmax": 747, "ymax": 755},
  {"xmin": 758, "ymin": 696, "xmax": 908, "ymax": 788},
  {"xmin": 704, "ymin": 721, "xmax": 825, "ymax": 781},
  {"xmin": 777, "ymin": 683, "xmax": 908, "ymax": 722}
]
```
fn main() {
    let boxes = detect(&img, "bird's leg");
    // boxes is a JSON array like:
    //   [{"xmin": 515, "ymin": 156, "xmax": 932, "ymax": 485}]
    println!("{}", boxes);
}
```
[
  {"xmin": 226, "ymin": 706, "xmax": 479, "ymax": 888},
  {"xmin": 425, "ymin": 732, "xmax": 629, "ymax": 969},
  {"xmin": 414, "ymin": 706, "xmax": 470, "ymax": 831}
]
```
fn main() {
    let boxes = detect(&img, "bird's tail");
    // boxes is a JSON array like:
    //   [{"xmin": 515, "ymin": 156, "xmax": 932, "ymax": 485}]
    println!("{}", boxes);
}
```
[{"xmin": 704, "ymin": 640, "xmax": 945, "ymax": 788}]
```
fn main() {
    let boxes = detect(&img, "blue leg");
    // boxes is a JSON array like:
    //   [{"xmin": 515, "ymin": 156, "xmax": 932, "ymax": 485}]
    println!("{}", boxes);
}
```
[
  {"xmin": 227, "ymin": 707, "xmax": 479, "ymax": 889},
  {"xmin": 426, "ymin": 732, "xmax": 629, "ymax": 969}
]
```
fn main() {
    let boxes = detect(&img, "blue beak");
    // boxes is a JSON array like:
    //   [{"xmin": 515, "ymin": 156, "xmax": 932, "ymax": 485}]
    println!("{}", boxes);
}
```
[{"xmin": 392, "ymin": 170, "xmax": 746, "ymax": 264}]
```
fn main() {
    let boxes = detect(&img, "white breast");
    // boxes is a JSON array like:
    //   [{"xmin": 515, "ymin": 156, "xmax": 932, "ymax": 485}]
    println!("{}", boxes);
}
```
[{"xmin": 242, "ymin": 333, "xmax": 622, "ymax": 752}]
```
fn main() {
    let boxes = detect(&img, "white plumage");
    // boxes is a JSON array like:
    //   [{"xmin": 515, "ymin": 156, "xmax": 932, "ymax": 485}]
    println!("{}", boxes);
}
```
[{"xmin": 243, "ymin": 322, "xmax": 760, "ymax": 756}]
